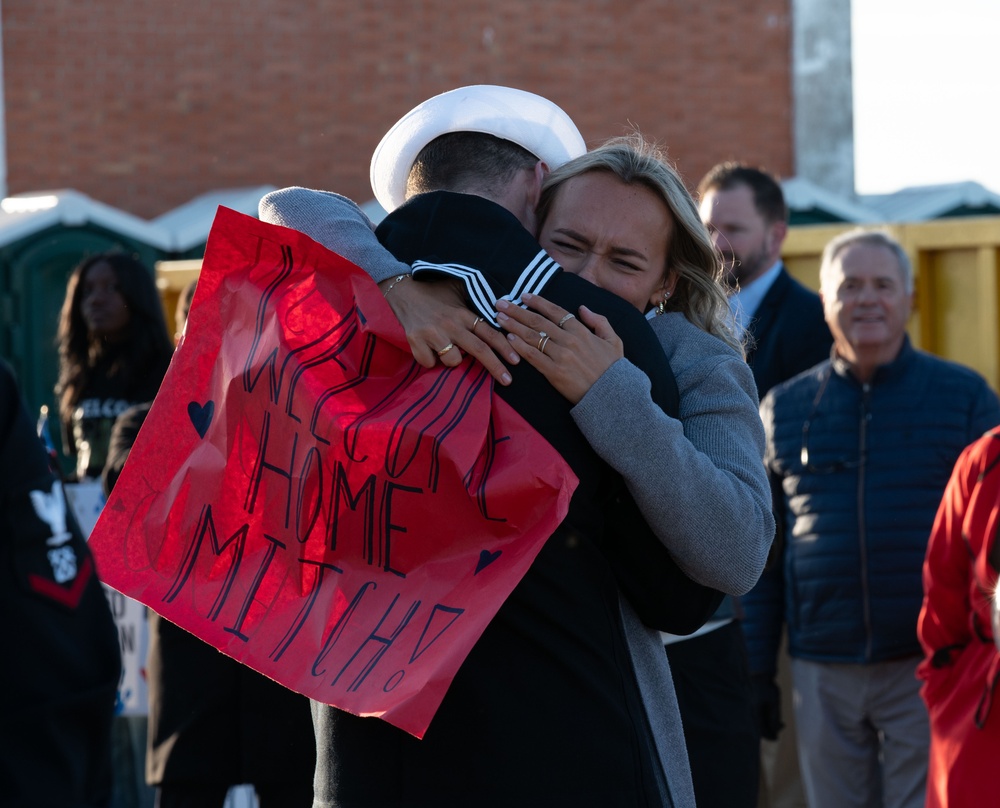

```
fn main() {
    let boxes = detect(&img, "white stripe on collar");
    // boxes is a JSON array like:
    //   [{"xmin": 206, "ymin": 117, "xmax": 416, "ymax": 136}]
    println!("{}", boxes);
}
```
[{"xmin": 411, "ymin": 250, "xmax": 561, "ymax": 327}]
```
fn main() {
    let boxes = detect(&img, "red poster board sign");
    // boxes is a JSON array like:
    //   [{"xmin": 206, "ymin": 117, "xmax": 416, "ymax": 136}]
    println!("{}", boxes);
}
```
[{"xmin": 89, "ymin": 207, "xmax": 577, "ymax": 737}]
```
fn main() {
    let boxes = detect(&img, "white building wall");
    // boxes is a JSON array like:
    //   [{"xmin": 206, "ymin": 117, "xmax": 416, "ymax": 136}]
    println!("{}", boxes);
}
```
[{"xmin": 792, "ymin": 0, "xmax": 856, "ymax": 197}]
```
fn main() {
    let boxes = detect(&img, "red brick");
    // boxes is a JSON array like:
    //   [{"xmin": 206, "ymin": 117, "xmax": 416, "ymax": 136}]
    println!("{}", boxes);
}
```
[{"xmin": 3, "ymin": 0, "xmax": 793, "ymax": 218}]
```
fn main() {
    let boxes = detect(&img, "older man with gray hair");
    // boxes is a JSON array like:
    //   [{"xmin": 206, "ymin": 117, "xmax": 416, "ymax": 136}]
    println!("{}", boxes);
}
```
[{"xmin": 741, "ymin": 228, "xmax": 1000, "ymax": 808}]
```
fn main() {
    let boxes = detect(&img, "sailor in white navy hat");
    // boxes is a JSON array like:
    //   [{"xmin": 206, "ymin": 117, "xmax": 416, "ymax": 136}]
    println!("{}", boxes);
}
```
[
  {"xmin": 260, "ymin": 86, "xmax": 707, "ymax": 808},
  {"xmin": 369, "ymin": 84, "xmax": 586, "ymax": 214},
  {"xmin": 264, "ymin": 84, "xmax": 587, "ymax": 380}
]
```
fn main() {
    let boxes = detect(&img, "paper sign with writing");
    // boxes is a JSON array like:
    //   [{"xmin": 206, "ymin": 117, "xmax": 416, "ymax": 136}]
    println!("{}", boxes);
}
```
[
  {"xmin": 66, "ymin": 480, "xmax": 150, "ymax": 717},
  {"xmin": 88, "ymin": 207, "xmax": 577, "ymax": 737}
]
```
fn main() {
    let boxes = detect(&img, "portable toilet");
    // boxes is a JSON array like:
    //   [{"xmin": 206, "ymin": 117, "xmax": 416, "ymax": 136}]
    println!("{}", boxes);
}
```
[
  {"xmin": 0, "ymin": 190, "xmax": 172, "ymax": 462},
  {"xmin": 152, "ymin": 185, "xmax": 277, "ymax": 258}
]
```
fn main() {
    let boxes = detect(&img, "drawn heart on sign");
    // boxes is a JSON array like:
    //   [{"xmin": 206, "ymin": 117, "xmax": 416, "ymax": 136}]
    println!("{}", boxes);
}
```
[
  {"xmin": 187, "ymin": 400, "xmax": 215, "ymax": 438},
  {"xmin": 475, "ymin": 548, "xmax": 502, "ymax": 575}
]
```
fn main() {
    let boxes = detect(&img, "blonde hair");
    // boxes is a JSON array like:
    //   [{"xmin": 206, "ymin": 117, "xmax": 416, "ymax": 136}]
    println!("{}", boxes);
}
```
[{"xmin": 537, "ymin": 133, "xmax": 742, "ymax": 355}]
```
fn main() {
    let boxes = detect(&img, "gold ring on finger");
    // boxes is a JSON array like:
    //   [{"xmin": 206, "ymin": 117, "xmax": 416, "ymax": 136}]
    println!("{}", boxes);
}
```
[
  {"xmin": 436, "ymin": 343, "xmax": 455, "ymax": 356},
  {"xmin": 557, "ymin": 313, "xmax": 576, "ymax": 328}
]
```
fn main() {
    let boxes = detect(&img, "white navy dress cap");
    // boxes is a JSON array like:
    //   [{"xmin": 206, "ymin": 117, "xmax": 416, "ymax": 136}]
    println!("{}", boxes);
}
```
[{"xmin": 369, "ymin": 84, "xmax": 586, "ymax": 213}]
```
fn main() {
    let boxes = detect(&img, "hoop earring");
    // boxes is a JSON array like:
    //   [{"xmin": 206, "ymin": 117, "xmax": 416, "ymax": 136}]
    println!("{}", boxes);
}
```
[{"xmin": 656, "ymin": 290, "xmax": 671, "ymax": 316}]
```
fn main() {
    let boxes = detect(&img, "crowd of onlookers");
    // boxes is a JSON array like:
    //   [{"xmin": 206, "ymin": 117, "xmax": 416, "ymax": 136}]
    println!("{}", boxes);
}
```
[{"xmin": 3, "ymin": 83, "xmax": 999, "ymax": 808}]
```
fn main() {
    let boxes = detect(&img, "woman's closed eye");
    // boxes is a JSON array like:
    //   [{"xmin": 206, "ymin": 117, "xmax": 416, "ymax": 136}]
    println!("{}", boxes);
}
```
[
  {"xmin": 611, "ymin": 257, "xmax": 643, "ymax": 273},
  {"xmin": 551, "ymin": 238, "xmax": 585, "ymax": 254}
]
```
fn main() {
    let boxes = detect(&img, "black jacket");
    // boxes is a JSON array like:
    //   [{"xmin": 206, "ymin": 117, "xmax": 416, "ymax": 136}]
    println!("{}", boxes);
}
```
[
  {"xmin": 743, "ymin": 339, "xmax": 1000, "ymax": 673},
  {"xmin": 0, "ymin": 359, "xmax": 120, "ymax": 808}
]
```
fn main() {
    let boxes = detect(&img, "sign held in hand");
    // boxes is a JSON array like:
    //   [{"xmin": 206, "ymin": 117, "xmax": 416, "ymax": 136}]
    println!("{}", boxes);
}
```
[{"xmin": 89, "ymin": 208, "xmax": 577, "ymax": 737}]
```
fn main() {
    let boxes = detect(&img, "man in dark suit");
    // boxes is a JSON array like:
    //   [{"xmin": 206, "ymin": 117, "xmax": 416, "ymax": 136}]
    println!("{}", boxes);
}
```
[
  {"xmin": 698, "ymin": 163, "xmax": 832, "ymax": 400},
  {"xmin": 695, "ymin": 163, "xmax": 833, "ymax": 808}
]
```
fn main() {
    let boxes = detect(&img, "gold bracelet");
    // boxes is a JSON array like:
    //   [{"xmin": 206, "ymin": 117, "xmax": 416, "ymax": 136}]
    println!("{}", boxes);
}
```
[{"xmin": 383, "ymin": 273, "xmax": 411, "ymax": 297}]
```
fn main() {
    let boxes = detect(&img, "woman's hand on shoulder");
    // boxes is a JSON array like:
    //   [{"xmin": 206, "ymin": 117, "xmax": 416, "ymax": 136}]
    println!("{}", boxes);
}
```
[
  {"xmin": 496, "ymin": 293, "xmax": 623, "ymax": 404},
  {"xmin": 380, "ymin": 277, "xmax": 519, "ymax": 385}
]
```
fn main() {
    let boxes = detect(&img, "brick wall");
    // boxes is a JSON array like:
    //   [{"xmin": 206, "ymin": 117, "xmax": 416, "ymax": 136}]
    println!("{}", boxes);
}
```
[{"xmin": 2, "ymin": 0, "xmax": 793, "ymax": 219}]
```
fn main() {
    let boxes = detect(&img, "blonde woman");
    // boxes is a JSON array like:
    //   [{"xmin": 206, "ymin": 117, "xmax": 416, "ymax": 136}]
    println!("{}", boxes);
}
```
[{"xmin": 261, "ymin": 131, "xmax": 773, "ymax": 807}]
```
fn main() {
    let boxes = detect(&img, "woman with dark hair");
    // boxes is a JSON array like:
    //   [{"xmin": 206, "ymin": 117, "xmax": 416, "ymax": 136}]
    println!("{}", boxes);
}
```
[
  {"xmin": 55, "ymin": 250, "xmax": 172, "ymax": 808},
  {"xmin": 56, "ymin": 251, "xmax": 174, "ymax": 481}
]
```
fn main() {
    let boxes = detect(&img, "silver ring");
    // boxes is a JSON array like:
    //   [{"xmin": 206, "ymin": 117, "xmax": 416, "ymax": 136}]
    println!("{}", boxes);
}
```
[
  {"xmin": 436, "ymin": 343, "xmax": 455, "ymax": 357},
  {"xmin": 557, "ymin": 313, "xmax": 576, "ymax": 328},
  {"xmin": 538, "ymin": 334, "xmax": 551, "ymax": 354},
  {"xmin": 472, "ymin": 316, "xmax": 484, "ymax": 333}
]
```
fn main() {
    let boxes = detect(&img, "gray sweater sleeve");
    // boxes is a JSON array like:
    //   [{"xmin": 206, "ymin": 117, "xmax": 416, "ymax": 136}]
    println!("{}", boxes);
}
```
[
  {"xmin": 258, "ymin": 187, "xmax": 410, "ymax": 284},
  {"xmin": 571, "ymin": 314, "xmax": 773, "ymax": 596}
]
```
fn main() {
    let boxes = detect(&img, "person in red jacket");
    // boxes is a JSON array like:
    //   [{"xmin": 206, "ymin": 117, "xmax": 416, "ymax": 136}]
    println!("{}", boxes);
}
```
[{"xmin": 918, "ymin": 426, "xmax": 1000, "ymax": 808}]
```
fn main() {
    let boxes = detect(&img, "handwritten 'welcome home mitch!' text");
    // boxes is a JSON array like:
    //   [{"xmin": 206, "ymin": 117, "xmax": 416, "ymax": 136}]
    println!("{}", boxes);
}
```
[{"xmin": 89, "ymin": 209, "xmax": 575, "ymax": 736}]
